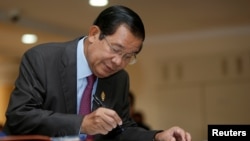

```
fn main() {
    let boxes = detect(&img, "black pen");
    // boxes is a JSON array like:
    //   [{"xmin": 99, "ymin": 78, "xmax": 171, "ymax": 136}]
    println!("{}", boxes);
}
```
[{"xmin": 93, "ymin": 95, "xmax": 124, "ymax": 132}]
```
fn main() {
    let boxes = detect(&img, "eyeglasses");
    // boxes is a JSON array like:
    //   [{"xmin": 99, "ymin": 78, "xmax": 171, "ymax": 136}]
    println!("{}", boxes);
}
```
[{"xmin": 103, "ymin": 36, "xmax": 137, "ymax": 65}]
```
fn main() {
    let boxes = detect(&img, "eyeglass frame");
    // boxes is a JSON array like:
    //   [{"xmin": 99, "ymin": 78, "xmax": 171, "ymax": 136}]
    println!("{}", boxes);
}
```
[{"xmin": 102, "ymin": 35, "xmax": 137, "ymax": 65}]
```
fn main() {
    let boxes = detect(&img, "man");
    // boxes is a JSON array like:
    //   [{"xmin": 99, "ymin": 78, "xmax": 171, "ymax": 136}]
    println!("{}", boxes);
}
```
[{"xmin": 3, "ymin": 5, "xmax": 191, "ymax": 141}]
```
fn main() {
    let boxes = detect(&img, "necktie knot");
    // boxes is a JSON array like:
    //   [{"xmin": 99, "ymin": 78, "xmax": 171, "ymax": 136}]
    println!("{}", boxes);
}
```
[{"xmin": 87, "ymin": 74, "xmax": 96, "ymax": 85}]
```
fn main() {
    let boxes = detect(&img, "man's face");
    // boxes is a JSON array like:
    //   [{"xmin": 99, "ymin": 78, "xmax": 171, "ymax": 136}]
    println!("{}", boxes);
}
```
[{"xmin": 86, "ymin": 25, "xmax": 143, "ymax": 78}]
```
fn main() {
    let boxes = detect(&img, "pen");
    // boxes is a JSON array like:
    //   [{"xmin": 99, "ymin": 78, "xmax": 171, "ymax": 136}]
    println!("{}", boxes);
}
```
[{"xmin": 93, "ymin": 95, "xmax": 124, "ymax": 132}]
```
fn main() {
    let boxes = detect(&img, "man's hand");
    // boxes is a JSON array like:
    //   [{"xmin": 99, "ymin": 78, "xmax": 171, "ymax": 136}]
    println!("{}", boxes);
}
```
[
  {"xmin": 80, "ymin": 107, "xmax": 122, "ymax": 135},
  {"xmin": 154, "ymin": 126, "xmax": 191, "ymax": 141}
]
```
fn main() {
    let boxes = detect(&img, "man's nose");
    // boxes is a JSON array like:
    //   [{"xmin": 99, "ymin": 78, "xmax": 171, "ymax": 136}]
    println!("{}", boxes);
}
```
[{"xmin": 111, "ymin": 54, "xmax": 123, "ymax": 66}]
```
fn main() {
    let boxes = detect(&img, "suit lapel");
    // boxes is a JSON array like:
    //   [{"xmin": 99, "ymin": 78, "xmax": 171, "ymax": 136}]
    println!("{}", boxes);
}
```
[{"xmin": 59, "ymin": 38, "xmax": 79, "ymax": 114}]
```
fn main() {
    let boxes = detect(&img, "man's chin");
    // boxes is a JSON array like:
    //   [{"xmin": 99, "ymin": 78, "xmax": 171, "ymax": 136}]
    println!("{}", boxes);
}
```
[{"xmin": 96, "ymin": 70, "xmax": 115, "ymax": 78}]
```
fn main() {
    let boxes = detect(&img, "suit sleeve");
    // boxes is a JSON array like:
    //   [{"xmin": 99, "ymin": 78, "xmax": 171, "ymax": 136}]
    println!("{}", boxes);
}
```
[{"xmin": 3, "ymin": 47, "xmax": 82, "ymax": 137}]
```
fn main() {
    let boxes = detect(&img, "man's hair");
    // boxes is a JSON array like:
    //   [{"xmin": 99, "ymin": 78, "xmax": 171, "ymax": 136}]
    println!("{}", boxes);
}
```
[{"xmin": 93, "ymin": 5, "xmax": 145, "ymax": 53}]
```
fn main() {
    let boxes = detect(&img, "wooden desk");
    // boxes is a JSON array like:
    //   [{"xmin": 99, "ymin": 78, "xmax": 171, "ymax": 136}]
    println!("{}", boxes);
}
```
[{"xmin": 0, "ymin": 135, "xmax": 51, "ymax": 141}]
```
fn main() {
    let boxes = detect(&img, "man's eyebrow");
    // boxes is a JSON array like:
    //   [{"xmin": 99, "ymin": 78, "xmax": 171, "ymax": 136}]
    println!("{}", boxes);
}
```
[
  {"xmin": 112, "ymin": 42, "xmax": 140, "ymax": 53},
  {"xmin": 112, "ymin": 43, "xmax": 125, "ymax": 49}
]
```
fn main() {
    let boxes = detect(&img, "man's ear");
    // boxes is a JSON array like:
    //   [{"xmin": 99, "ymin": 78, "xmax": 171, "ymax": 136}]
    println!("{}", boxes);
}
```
[{"xmin": 88, "ymin": 25, "xmax": 101, "ymax": 42}]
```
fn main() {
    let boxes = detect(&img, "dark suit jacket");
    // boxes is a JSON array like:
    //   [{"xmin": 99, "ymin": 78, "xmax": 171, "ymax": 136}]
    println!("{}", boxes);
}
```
[{"xmin": 3, "ymin": 37, "xmax": 159, "ymax": 141}]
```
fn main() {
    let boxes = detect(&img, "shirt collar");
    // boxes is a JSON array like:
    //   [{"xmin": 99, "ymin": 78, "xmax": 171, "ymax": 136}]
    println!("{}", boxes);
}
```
[{"xmin": 77, "ymin": 36, "xmax": 92, "ymax": 79}]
